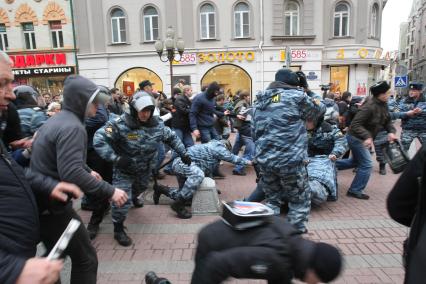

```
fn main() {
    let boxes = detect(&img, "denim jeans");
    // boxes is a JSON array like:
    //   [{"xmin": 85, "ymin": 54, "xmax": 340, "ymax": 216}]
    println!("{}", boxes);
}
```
[
  {"xmin": 336, "ymin": 134, "xmax": 373, "ymax": 194},
  {"xmin": 232, "ymin": 134, "xmax": 255, "ymax": 173},
  {"xmin": 164, "ymin": 128, "xmax": 194, "ymax": 173},
  {"xmin": 199, "ymin": 126, "xmax": 219, "ymax": 143}
]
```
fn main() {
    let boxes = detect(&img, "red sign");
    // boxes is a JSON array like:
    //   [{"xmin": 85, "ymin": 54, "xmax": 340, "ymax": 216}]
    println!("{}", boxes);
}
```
[
  {"xmin": 123, "ymin": 81, "xmax": 135, "ymax": 96},
  {"xmin": 10, "ymin": 53, "xmax": 67, "ymax": 68}
]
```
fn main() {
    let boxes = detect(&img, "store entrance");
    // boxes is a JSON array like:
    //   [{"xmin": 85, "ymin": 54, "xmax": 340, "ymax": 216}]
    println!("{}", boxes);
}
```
[
  {"xmin": 115, "ymin": 67, "xmax": 163, "ymax": 96},
  {"xmin": 201, "ymin": 64, "xmax": 252, "ymax": 101}
]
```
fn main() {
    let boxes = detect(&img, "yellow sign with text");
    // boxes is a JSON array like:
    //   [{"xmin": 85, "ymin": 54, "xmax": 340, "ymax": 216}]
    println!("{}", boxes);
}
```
[{"xmin": 198, "ymin": 51, "xmax": 255, "ymax": 64}]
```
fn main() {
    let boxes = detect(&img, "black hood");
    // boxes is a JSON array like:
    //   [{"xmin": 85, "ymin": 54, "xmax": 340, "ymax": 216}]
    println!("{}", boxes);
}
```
[
  {"xmin": 14, "ymin": 92, "xmax": 38, "ymax": 110},
  {"xmin": 62, "ymin": 75, "xmax": 98, "ymax": 122},
  {"xmin": 267, "ymin": 81, "xmax": 300, "ymax": 90},
  {"xmin": 206, "ymin": 82, "xmax": 221, "ymax": 99}
]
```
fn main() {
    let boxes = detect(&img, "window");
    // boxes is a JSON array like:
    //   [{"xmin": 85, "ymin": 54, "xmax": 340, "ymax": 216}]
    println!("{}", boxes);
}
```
[
  {"xmin": 370, "ymin": 4, "xmax": 379, "ymax": 38},
  {"xmin": 143, "ymin": 6, "xmax": 159, "ymax": 42},
  {"xmin": 50, "ymin": 21, "xmax": 64, "ymax": 49},
  {"xmin": 284, "ymin": 1, "xmax": 299, "ymax": 36},
  {"xmin": 234, "ymin": 2, "xmax": 250, "ymax": 38},
  {"xmin": 22, "ymin": 23, "xmax": 36, "ymax": 50},
  {"xmin": 0, "ymin": 24, "xmax": 8, "ymax": 51},
  {"xmin": 111, "ymin": 8, "xmax": 126, "ymax": 43},
  {"xmin": 333, "ymin": 2, "xmax": 350, "ymax": 37},
  {"xmin": 200, "ymin": 3, "xmax": 216, "ymax": 39}
]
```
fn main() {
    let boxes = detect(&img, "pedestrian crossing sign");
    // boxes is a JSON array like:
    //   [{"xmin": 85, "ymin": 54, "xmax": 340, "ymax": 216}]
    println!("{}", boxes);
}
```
[{"xmin": 394, "ymin": 76, "xmax": 408, "ymax": 88}]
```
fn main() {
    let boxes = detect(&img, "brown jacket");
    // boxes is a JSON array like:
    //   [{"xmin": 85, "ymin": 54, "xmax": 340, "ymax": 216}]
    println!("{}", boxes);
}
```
[{"xmin": 349, "ymin": 97, "xmax": 396, "ymax": 140}]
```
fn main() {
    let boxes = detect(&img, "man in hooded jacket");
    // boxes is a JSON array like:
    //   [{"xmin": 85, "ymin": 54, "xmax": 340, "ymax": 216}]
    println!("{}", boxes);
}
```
[
  {"xmin": 94, "ymin": 92, "xmax": 191, "ymax": 246},
  {"xmin": 30, "ymin": 75, "xmax": 128, "ymax": 284},
  {"xmin": 252, "ymin": 69, "xmax": 325, "ymax": 233}
]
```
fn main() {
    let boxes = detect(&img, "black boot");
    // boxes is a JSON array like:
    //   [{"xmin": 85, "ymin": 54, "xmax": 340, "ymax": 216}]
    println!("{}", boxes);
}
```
[
  {"xmin": 379, "ymin": 163, "xmax": 386, "ymax": 175},
  {"xmin": 113, "ymin": 222, "xmax": 132, "ymax": 246},
  {"xmin": 153, "ymin": 184, "xmax": 171, "ymax": 205},
  {"xmin": 171, "ymin": 198, "xmax": 192, "ymax": 219},
  {"xmin": 87, "ymin": 202, "xmax": 109, "ymax": 240}
]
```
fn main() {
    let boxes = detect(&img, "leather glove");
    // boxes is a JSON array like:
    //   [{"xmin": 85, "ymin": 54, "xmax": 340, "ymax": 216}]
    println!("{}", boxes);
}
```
[
  {"xmin": 181, "ymin": 154, "xmax": 192, "ymax": 166},
  {"xmin": 295, "ymin": 71, "xmax": 309, "ymax": 89},
  {"xmin": 115, "ymin": 156, "xmax": 132, "ymax": 169}
]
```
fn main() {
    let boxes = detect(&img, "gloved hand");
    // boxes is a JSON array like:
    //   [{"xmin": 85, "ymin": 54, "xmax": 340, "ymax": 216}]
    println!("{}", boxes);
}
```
[
  {"xmin": 181, "ymin": 154, "xmax": 192, "ymax": 166},
  {"xmin": 295, "ymin": 71, "xmax": 309, "ymax": 89},
  {"xmin": 115, "ymin": 156, "xmax": 132, "ymax": 169}
]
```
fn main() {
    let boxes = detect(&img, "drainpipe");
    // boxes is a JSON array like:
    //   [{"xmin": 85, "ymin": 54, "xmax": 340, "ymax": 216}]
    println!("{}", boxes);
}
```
[
  {"xmin": 69, "ymin": 0, "xmax": 79, "ymax": 74},
  {"xmin": 259, "ymin": 0, "xmax": 265, "ymax": 92}
]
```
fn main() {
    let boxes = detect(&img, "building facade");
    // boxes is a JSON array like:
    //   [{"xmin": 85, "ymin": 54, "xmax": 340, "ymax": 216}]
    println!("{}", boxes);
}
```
[
  {"xmin": 73, "ymin": 0, "xmax": 390, "ymax": 98},
  {"xmin": 0, "ymin": 0, "xmax": 77, "ymax": 96},
  {"xmin": 404, "ymin": 0, "xmax": 426, "ymax": 82}
]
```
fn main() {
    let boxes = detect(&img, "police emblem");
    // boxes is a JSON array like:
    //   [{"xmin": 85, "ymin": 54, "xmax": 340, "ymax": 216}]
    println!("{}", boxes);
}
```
[
  {"xmin": 127, "ymin": 133, "xmax": 139, "ymax": 140},
  {"xmin": 105, "ymin": 126, "xmax": 113, "ymax": 134}
]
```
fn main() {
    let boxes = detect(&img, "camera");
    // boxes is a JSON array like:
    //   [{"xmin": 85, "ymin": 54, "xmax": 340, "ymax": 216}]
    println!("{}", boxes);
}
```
[
  {"xmin": 145, "ymin": 271, "xmax": 172, "ymax": 284},
  {"xmin": 319, "ymin": 83, "xmax": 331, "ymax": 91}
]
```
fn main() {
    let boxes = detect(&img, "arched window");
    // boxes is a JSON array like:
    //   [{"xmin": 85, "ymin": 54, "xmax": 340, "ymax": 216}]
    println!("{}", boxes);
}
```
[
  {"xmin": 371, "ymin": 3, "xmax": 379, "ymax": 38},
  {"xmin": 234, "ymin": 2, "xmax": 250, "ymax": 38},
  {"xmin": 333, "ymin": 2, "xmax": 350, "ymax": 37},
  {"xmin": 284, "ymin": 1, "xmax": 299, "ymax": 36},
  {"xmin": 143, "ymin": 6, "xmax": 159, "ymax": 42},
  {"xmin": 200, "ymin": 3, "xmax": 216, "ymax": 39},
  {"xmin": 111, "ymin": 8, "xmax": 126, "ymax": 43}
]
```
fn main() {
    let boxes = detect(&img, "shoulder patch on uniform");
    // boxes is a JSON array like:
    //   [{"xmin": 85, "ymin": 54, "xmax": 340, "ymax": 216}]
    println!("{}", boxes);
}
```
[
  {"xmin": 105, "ymin": 126, "xmax": 113, "ymax": 134},
  {"xmin": 271, "ymin": 93, "xmax": 281, "ymax": 103},
  {"xmin": 337, "ymin": 131, "xmax": 344, "ymax": 137},
  {"xmin": 127, "ymin": 133, "xmax": 139, "ymax": 140},
  {"xmin": 313, "ymin": 98, "xmax": 321, "ymax": 106}
]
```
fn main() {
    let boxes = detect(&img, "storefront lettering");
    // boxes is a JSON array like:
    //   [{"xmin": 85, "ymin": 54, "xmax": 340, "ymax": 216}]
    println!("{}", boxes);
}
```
[
  {"xmin": 198, "ymin": 51, "xmax": 255, "ymax": 64},
  {"xmin": 12, "ymin": 66, "xmax": 75, "ymax": 76},
  {"xmin": 10, "ymin": 53, "xmax": 67, "ymax": 68},
  {"xmin": 334, "ymin": 48, "xmax": 397, "ymax": 61},
  {"xmin": 336, "ymin": 49, "xmax": 345, "ymax": 59},
  {"xmin": 357, "ymin": 48, "xmax": 368, "ymax": 59}
]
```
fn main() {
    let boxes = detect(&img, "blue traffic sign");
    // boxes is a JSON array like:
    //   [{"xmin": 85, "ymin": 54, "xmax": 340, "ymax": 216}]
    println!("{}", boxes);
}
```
[{"xmin": 394, "ymin": 75, "xmax": 408, "ymax": 88}]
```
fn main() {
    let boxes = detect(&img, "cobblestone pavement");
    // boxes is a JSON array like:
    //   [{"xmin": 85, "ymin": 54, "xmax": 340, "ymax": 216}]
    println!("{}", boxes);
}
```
[{"xmin": 74, "ymin": 134, "xmax": 413, "ymax": 284}]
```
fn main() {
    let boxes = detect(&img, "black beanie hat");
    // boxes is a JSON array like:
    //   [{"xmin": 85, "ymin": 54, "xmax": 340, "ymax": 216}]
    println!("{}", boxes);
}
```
[
  {"xmin": 310, "ymin": 242, "xmax": 343, "ymax": 283},
  {"xmin": 275, "ymin": 68, "xmax": 300, "ymax": 86},
  {"xmin": 370, "ymin": 81, "xmax": 390, "ymax": 96}
]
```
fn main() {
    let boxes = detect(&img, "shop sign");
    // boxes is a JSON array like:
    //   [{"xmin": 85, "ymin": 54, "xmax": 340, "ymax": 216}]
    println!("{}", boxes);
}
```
[
  {"xmin": 10, "ymin": 53, "xmax": 67, "ymax": 68},
  {"xmin": 306, "ymin": 71, "xmax": 318, "ymax": 81},
  {"xmin": 172, "ymin": 53, "xmax": 197, "ymax": 65},
  {"xmin": 280, "ymin": 49, "xmax": 321, "ymax": 62},
  {"xmin": 198, "ymin": 51, "xmax": 255, "ymax": 64},
  {"xmin": 13, "ymin": 66, "xmax": 75, "ymax": 76},
  {"xmin": 331, "ymin": 48, "xmax": 398, "ymax": 61}
]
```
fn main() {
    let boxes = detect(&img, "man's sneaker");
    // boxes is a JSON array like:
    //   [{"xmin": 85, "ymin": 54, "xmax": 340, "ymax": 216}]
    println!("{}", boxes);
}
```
[
  {"xmin": 347, "ymin": 191, "xmax": 370, "ymax": 200},
  {"xmin": 171, "ymin": 200, "xmax": 192, "ymax": 219},
  {"xmin": 113, "ymin": 223, "xmax": 132, "ymax": 247},
  {"xmin": 232, "ymin": 170, "xmax": 247, "ymax": 176},
  {"xmin": 87, "ymin": 223, "xmax": 99, "ymax": 240}
]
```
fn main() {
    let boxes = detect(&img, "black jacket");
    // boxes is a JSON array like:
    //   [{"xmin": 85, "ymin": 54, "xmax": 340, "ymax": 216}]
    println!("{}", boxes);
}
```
[
  {"xmin": 191, "ymin": 217, "xmax": 315, "ymax": 284},
  {"xmin": 349, "ymin": 97, "xmax": 396, "ymax": 140},
  {"xmin": 30, "ymin": 75, "xmax": 115, "ymax": 213},
  {"xmin": 171, "ymin": 94, "xmax": 192, "ymax": 130},
  {"xmin": 1, "ymin": 103, "xmax": 23, "ymax": 147},
  {"xmin": 387, "ymin": 145, "xmax": 426, "ymax": 283},
  {"xmin": 107, "ymin": 100, "xmax": 123, "ymax": 115}
]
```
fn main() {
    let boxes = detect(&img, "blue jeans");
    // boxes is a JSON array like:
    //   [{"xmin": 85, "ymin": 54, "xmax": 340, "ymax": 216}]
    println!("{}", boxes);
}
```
[
  {"xmin": 336, "ymin": 135, "xmax": 373, "ymax": 194},
  {"xmin": 173, "ymin": 128, "xmax": 194, "ymax": 148},
  {"xmin": 199, "ymin": 126, "xmax": 219, "ymax": 143},
  {"xmin": 232, "ymin": 134, "xmax": 255, "ymax": 173}
]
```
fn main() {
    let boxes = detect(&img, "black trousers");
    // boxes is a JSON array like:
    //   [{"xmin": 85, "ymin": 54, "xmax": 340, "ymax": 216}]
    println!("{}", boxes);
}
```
[{"xmin": 40, "ymin": 206, "xmax": 98, "ymax": 284}]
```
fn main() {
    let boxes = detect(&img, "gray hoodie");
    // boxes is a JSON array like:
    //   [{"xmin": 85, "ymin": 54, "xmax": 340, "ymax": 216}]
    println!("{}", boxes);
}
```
[{"xmin": 30, "ymin": 75, "xmax": 114, "ymax": 212}]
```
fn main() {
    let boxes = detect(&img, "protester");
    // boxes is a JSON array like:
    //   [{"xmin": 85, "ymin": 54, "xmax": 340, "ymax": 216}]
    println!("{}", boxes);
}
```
[
  {"xmin": 252, "ymin": 69, "xmax": 325, "ymax": 233},
  {"xmin": 94, "ymin": 92, "xmax": 190, "ymax": 246},
  {"xmin": 190, "ymin": 217, "xmax": 342, "ymax": 284},
  {"xmin": 336, "ymin": 81, "xmax": 397, "ymax": 200},
  {"xmin": 108, "ymin": 87, "xmax": 124, "ymax": 115},
  {"xmin": 46, "ymin": 102, "xmax": 61, "ymax": 116},
  {"xmin": 30, "ymin": 75, "xmax": 128, "ymax": 283},
  {"xmin": 387, "ymin": 145, "xmax": 426, "ymax": 283},
  {"xmin": 171, "ymin": 85, "xmax": 194, "ymax": 148},
  {"xmin": 43, "ymin": 92, "xmax": 52, "ymax": 106},
  {"xmin": 190, "ymin": 82, "xmax": 229, "ymax": 143},
  {"xmin": 213, "ymin": 94, "xmax": 230, "ymax": 139}
]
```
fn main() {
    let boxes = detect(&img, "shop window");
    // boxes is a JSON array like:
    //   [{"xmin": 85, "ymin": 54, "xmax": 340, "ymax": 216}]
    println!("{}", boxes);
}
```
[
  {"xmin": 330, "ymin": 66, "xmax": 349, "ymax": 93},
  {"xmin": 111, "ymin": 8, "xmax": 126, "ymax": 44},
  {"xmin": 370, "ymin": 3, "xmax": 379, "ymax": 38},
  {"xmin": 333, "ymin": 2, "xmax": 350, "ymax": 37},
  {"xmin": 0, "ymin": 24, "xmax": 8, "ymax": 51},
  {"xmin": 143, "ymin": 6, "xmax": 159, "ymax": 42},
  {"xmin": 234, "ymin": 2, "xmax": 250, "ymax": 38},
  {"xmin": 50, "ymin": 21, "xmax": 64, "ymax": 49},
  {"xmin": 22, "ymin": 23, "xmax": 36, "ymax": 50},
  {"xmin": 284, "ymin": 1, "xmax": 299, "ymax": 36},
  {"xmin": 201, "ymin": 64, "xmax": 252, "ymax": 101},
  {"xmin": 200, "ymin": 3, "xmax": 216, "ymax": 39},
  {"xmin": 114, "ymin": 67, "xmax": 163, "ymax": 96}
]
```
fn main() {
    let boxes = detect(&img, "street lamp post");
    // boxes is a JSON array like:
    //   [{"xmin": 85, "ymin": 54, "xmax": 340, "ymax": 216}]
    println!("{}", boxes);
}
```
[{"xmin": 155, "ymin": 26, "xmax": 185, "ymax": 97}]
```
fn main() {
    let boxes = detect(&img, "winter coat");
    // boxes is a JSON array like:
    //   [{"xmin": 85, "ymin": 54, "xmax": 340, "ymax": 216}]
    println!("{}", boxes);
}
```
[
  {"xmin": 189, "ymin": 92, "xmax": 224, "ymax": 130},
  {"xmin": 171, "ymin": 94, "xmax": 192, "ymax": 131}
]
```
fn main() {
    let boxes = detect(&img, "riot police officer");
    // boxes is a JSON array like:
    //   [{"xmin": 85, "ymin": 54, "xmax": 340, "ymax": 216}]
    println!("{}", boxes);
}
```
[{"xmin": 94, "ymin": 92, "xmax": 191, "ymax": 246}]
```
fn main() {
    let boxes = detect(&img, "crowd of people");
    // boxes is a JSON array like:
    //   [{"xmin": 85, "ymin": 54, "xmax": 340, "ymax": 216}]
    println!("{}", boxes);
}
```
[{"xmin": 1, "ymin": 46, "xmax": 426, "ymax": 284}]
